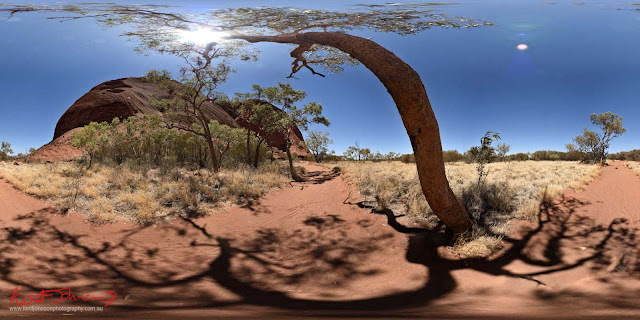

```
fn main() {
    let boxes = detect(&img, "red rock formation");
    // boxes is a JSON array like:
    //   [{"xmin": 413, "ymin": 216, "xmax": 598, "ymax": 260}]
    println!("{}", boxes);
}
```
[{"xmin": 35, "ymin": 77, "xmax": 308, "ymax": 162}]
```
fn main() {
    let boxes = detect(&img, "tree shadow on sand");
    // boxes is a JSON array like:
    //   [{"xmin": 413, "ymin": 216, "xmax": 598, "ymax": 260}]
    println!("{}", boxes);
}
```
[{"xmin": 0, "ymin": 195, "xmax": 638, "ymax": 316}]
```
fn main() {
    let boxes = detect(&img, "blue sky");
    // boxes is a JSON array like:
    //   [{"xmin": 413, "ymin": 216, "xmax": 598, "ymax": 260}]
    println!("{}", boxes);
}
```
[{"xmin": 1, "ymin": 1, "xmax": 640, "ymax": 155}]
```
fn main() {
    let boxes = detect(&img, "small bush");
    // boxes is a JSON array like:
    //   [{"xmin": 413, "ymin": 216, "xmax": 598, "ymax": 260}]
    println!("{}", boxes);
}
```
[
  {"xmin": 338, "ymin": 160, "xmax": 600, "ymax": 257},
  {"xmin": 450, "ymin": 226, "xmax": 504, "ymax": 258}
]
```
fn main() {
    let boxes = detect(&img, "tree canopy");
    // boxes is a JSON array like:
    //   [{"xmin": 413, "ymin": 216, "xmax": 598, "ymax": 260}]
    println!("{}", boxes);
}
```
[
  {"xmin": 1, "ymin": 3, "xmax": 491, "ymax": 78},
  {"xmin": 571, "ymin": 112, "xmax": 625, "ymax": 165},
  {"xmin": 1, "ymin": 2, "xmax": 494, "ymax": 233}
]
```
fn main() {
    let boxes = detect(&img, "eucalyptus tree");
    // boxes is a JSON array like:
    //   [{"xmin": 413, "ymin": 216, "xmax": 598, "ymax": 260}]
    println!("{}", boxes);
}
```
[
  {"xmin": 263, "ymin": 83, "xmax": 330, "ymax": 182},
  {"xmin": 569, "ymin": 129, "xmax": 601, "ymax": 163},
  {"xmin": 234, "ymin": 84, "xmax": 289, "ymax": 168},
  {"xmin": 145, "ymin": 63, "xmax": 234, "ymax": 172},
  {"xmin": 570, "ymin": 112, "xmax": 625, "ymax": 165},
  {"xmin": 496, "ymin": 143, "xmax": 510, "ymax": 161},
  {"xmin": 590, "ymin": 112, "xmax": 625, "ymax": 165},
  {"xmin": 2, "ymin": 3, "xmax": 494, "ymax": 233},
  {"xmin": 344, "ymin": 142, "xmax": 362, "ymax": 161},
  {"xmin": 246, "ymin": 102, "xmax": 283, "ymax": 168},
  {"xmin": 306, "ymin": 130, "xmax": 333, "ymax": 163},
  {"xmin": 0, "ymin": 141, "xmax": 13, "ymax": 161}
]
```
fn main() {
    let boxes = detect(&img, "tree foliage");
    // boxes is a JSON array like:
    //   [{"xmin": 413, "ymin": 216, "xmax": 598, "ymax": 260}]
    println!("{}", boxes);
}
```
[
  {"xmin": 233, "ymin": 85, "xmax": 291, "ymax": 168},
  {"xmin": 1, "ymin": 2, "xmax": 492, "ymax": 233},
  {"xmin": 342, "ymin": 142, "xmax": 377, "ymax": 161},
  {"xmin": 305, "ymin": 130, "xmax": 333, "ymax": 163},
  {"xmin": 1, "ymin": 3, "xmax": 491, "ymax": 79},
  {"xmin": 70, "ymin": 115, "xmax": 246, "ymax": 169},
  {"xmin": 144, "ymin": 62, "xmax": 233, "ymax": 171},
  {"xmin": 468, "ymin": 131, "xmax": 501, "ymax": 186},
  {"xmin": 496, "ymin": 143, "xmax": 510, "ymax": 161},
  {"xmin": 571, "ymin": 112, "xmax": 625, "ymax": 165},
  {"xmin": 236, "ymin": 82, "xmax": 329, "ymax": 181},
  {"xmin": 0, "ymin": 141, "xmax": 13, "ymax": 161}
]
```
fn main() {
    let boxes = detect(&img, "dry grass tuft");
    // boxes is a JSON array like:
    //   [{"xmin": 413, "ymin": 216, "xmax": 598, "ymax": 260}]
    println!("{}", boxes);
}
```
[
  {"xmin": 451, "ymin": 226, "xmax": 504, "ymax": 259},
  {"xmin": 626, "ymin": 161, "xmax": 640, "ymax": 175},
  {"xmin": 335, "ymin": 160, "xmax": 600, "ymax": 258},
  {"xmin": 0, "ymin": 161, "xmax": 290, "ymax": 225}
]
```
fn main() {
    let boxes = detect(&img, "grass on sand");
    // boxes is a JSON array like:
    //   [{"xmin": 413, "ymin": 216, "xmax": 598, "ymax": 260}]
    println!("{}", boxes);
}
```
[
  {"xmin": 0, "ymin": 161, "xmax": 292, "ymax": 225},
  {"xmin": 626, "ymin": 161, "xmax": 640, "ymax": 175},
  {"xmin": 335, "ymin": 160, "xmax": 601, "ymax": 258}
]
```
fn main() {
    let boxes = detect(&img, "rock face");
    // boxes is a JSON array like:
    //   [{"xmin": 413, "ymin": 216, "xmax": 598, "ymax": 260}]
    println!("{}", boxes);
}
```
[{"xmin": 37, "ymin": 77, "xmax": 308, "ymax": 162}]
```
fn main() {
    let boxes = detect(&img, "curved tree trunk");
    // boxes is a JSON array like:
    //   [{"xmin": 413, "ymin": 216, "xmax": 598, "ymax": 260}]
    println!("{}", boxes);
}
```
[{"xmin": 235, "ymin": 31, "xmax": 471, "ymax": 234}]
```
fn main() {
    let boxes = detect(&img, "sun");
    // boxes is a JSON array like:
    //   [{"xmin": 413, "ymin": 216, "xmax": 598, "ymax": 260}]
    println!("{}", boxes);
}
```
[
  {"xmin": 517, "ymin": 43, "xmax": 529, "ymax": 51},
  {"xmin": 176, "ymin": 27, "xmax": 228, "ymax": 46}
]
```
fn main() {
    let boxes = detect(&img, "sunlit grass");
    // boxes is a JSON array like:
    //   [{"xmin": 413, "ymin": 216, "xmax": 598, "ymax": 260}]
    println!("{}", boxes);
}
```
[
  {"xmin": 626, "ymin": 161, "xmax": 640, "ymax": 175},
  {"xmin": 0, "ymin": 161, "xmax": 291, "ymax": 225},
  {"xmin": 333, "ymin": 160, "xmax": 601, "ymax": 258}
]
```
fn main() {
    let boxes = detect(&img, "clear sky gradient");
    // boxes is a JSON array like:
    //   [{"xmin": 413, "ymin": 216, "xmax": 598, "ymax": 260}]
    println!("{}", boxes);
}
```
[{"xmin": 1, "ymin": 0, "xmax": 639, "ymax": 155}]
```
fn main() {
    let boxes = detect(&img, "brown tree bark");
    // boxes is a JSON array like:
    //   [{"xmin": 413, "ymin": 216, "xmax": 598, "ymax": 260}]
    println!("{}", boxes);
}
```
[
  {"xmin": 195, "ymin": 116, "xmax": 219, "ymax": 172},
  {"xmin": 286, "ymin": 143, "xmax": 302, "ymax": 182},
  {"xmin": 246, "ymin": 129, "xmax": 252, "ymax": 165},
  {"xmin": 253, "ymin": 138, "xmax": 263, "ymax": 168},
  {"xmin": 233, "ymin": 31, "xmax": 471, "ymax": 233}
]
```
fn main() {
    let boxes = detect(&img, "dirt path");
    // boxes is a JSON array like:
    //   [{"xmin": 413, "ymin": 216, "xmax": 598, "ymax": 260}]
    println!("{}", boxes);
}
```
[{"xmin": 0, "ymin": 161, "xmax": 638, "ymax": 319}]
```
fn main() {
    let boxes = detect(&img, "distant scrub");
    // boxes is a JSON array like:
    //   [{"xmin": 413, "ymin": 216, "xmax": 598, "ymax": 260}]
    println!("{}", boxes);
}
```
[
  {"xmin": 443, "ymin": 150, "xmax": 465, "ymax": 162},
  {"xmin": 70, "ymin": 114, "xmax": 270, "ymax": 170},
  {"xmin": 0, "ymin": 141, "xmax": 13, "ymax": 161},
  {"xmin": 342, "ymin": 142, "xmax": 401, "ymax": 162},
  {"xmin": 396, "ymin": 149, "xmax": 588, "ymax": 163},
  {"xmin": 610, "ymin": 149, "xmax": 640, "ymax": 161}
]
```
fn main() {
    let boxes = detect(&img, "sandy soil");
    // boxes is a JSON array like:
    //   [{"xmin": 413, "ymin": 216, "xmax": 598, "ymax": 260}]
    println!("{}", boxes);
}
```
[{"xmin": 0, "ymin": 161, "xmax": 638, "ymax": 319}]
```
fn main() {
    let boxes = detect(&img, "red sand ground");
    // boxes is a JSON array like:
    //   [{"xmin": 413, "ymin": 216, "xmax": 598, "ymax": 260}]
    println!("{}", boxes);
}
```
[{"xmin": 0, "ymin": 161, "xmax": 638, "ymax": 319}]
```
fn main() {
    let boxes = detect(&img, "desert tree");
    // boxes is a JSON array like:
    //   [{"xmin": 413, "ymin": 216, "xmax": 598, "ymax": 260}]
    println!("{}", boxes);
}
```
[
  {"xmin": 146, "ymin": 62, "xmax": 234, "ymax": 172},
  {"xmin": 343, "ymin": 142, "xmax": 361, "ymax": 161},
  {"xmin": 261, "ymin": 83, "xmax": 329, "ymax": 181},
  {"xmin": 1, "ymin": 3, "xmax": 494, "ymax": 233},
  {"xmin": 71, "ymin": 115, "xmax": 238, "ymax": 168},
  {"xmin": 234, "ymin": 85, "xmax": 289, "ymax": 168},
  {"xmin": 385, "ymin": 152, "xmax": 401, "ymax": 161},
  {"xmin": 305, "ymin": 130, "xmax": 333, "ymax": 163},
  {"xmin": 590, "ymin": 112, "xmax": 625, "ymax": 165},
  {"xmin": 201, "ymin": 120, "xmax": 245, "ymax": 170},
  {"xmin": 565, "ymin": 143, "xmax": 577, "ymax": 152},
  {"xmin": 359, "ymin": 148, "xmax": 373, "ymax": 161},
  {"xmin": 247, "ymin": 102, "xmax": 283, "ymax": 168},
  {"xmin": 468, "ymin": 131, "xmax": 501, "ymax": 186},
  {"xmin": 0, "ymin": 141, "xmax": 13, "ymax": 161},
  {"xmin": 70, "ymin": 122, "xmax": 110, "ymax": 167},
  {"xmin": 371, "ymin": 151, "xmax": 384, "ymax": 162},
  {"xmin": 571, "ymin": 112, "xmax": 624, "ymax": 165},
  {"xmin": 496, "ymin": 143, "xmax": 510, "ymax": 161},
  {"xmin": 570, "ymin": 129, "xmax": 601, "ymax": 163}
]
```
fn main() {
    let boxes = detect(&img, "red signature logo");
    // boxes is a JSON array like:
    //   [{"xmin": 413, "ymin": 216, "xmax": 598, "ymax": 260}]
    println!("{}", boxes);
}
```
[{"xmin": 9, "ymin": 287, "xmax": 117, "ymax": 307}]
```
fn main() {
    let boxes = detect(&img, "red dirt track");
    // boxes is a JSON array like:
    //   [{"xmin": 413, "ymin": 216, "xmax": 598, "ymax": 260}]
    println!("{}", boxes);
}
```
[{"xmin": 0, "ymin": 161, "xmax": 638, "ymax": 319}]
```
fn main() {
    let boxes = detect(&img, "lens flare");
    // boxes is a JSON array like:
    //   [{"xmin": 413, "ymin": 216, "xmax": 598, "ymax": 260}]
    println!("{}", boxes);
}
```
[{"xmin": 176, "ymin": 27, "xmax": 228, "ymax": 46}]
